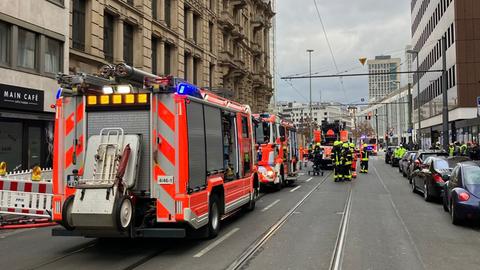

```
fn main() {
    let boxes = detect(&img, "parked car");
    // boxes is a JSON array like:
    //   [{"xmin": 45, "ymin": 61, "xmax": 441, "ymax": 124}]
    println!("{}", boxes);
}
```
[
  {"xmin": 407, "ymin": 150, "xmax": 449, "ymax": 182},
  {"xmin": 402, "ymin": 152, "xmax": 417, "ymax": 178},
  {"xmin": 385, "ymin": 146, "xmax": 397, "ymax": 164},
  {"xmin": 443, "ymin": 161, "xmax": 480, "ymax": 225},
  {"xmin": 411, "ymin": 156, "xmax": 469, "ymax": 201},
  {"xmin": 399, "ymin": 151, "xmax": 416, "ymax": 174}
]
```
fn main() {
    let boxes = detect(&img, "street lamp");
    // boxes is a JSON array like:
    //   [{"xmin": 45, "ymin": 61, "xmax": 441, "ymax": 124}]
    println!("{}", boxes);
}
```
[
  {"xmin": 307, "ymin": 49, "xmax": 314, "ymax": 142},
  {"xmin": 407, "ymin": 49, "xmax": 421, "ymax": 147}
]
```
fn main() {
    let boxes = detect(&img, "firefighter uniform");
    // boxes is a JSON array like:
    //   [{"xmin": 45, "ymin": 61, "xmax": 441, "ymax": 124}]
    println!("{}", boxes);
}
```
[
  {"xmin": 349, "ymin": 143, "xmax": 357, "ymax": 178},
  {"xmin": 333, "ymin": 141, "xmax": 342, "ymax": 182},
  {"xmin": 341, "ymin": 143, "xmax": 352, "ymax": 181},
  {"xmin": 360, "ymin": 144, "xmax": 369, "ymax": 173}
]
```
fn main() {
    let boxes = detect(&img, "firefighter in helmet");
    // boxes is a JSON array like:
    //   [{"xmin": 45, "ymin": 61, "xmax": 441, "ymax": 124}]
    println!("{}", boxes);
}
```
[
  {"xmin": 341, "ymin": 142, "xmax": 353, "ymax": 181},
  {"xmin": 360, "ymin": 143, "xmax": 369, "ymax": 173},
  {"xmin": 333, "ymin": 140, "xmax": 343, "ymax": 182},
  {"xmin": 349, "ymin": 142, "xmax": 357, "ymax": 178}
]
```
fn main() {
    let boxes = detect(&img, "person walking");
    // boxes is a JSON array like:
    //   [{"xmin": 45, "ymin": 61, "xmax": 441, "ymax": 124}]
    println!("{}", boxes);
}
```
[{"xmin": 360, "ymin": 144, "xmax": 369, "ymax": 173}]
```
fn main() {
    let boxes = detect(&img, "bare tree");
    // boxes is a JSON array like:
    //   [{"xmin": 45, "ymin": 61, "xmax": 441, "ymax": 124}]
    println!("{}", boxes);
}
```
[{"xmin": 352, "ymin": 121, "xmax": 375, "ymax": 139}]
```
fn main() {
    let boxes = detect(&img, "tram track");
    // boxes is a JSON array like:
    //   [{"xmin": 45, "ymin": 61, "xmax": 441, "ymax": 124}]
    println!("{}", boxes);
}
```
[{"xmin": 225, "ymin": 171, "xmax": 334, "ymax": 270}]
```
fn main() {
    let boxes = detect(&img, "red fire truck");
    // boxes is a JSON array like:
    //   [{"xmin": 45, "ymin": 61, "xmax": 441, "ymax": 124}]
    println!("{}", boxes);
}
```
[
  {"xmin": 253, "ymin": 114, "xmax": 298, "ymax": 190},
  {"xmin": 51, "ymin": 64, "xmax": 258, "ymax": 239}
]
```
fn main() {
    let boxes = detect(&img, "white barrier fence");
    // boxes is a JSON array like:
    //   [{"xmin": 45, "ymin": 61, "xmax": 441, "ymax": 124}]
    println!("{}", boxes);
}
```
[{"xmin": 0, "ymin": 169, "xmax": 53, "ymax": 218}]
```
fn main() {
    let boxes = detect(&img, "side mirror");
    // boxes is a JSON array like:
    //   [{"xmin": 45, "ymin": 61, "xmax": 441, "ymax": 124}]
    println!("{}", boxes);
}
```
[{"xmin": 442, "ymin": 175, "xmax": 450, "ymax": 181}]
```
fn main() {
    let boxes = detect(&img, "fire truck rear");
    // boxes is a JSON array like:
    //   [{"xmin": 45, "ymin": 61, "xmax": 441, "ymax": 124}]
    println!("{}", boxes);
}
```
[
  {"xmin": 319, "ymin": 120, "xmax": 345, "ymax": 169},
  {"xmin": 253, "ymin": 114, "xmax": 298, "ymax": 190},
  {"xmin": 51, "ymin": 64, "xmax": 258, "ymax": 239}
]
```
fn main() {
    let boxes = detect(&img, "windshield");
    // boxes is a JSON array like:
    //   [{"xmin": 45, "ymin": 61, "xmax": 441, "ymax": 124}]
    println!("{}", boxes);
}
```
[
  {"xmin": 255, "ymin": 122, "xmax": 271, "ymax": 144},
  {"xmin": 433, "ymin": 160, "xmax": 450, "ymax": 170},
  {"xmin": 463, "ymin": 166, "xmax": 480, "ymax": 185}
]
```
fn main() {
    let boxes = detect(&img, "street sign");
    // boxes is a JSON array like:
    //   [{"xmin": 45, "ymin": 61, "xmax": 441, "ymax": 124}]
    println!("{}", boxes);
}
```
[{"xmin": 477, "ymin": 96, "xmax": 480, "ymax": 117}]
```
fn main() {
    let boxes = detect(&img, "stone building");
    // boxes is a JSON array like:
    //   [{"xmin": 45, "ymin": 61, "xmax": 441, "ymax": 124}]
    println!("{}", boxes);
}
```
[{"xmin": 68, "ymin": 0, "xmax": 274, "ymax": 112}]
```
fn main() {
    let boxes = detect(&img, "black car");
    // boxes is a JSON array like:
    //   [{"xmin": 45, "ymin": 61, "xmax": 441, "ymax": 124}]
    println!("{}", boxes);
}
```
[
  {"xmin": 385, "ymin": 146, "xmax": 397, "ymax": 164},
  {"xmin": 443, "ymin": 161, "xmax": 480, "ymax": 224},
  {"xmin": 407, "ymin": 150, "xmax": 448, "ymax": 182},
  {"xmin": 399, "ymin": 151, "xmax": 417, "ymax": 177},
  {"xmin": 411, "ymin": 156, "xmax": 469, "ymax": 201}
]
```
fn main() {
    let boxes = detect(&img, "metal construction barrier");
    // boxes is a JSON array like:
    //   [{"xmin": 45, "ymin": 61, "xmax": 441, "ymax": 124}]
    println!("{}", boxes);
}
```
[{"xmin": 0, "ymin": 169, "xmax": 53, "ymax": 218}]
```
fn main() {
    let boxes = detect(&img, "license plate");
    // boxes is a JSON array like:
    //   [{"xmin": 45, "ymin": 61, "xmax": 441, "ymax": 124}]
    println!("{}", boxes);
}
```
[{"xmin": 158, "ymin": 176, "xmax": 174, "ymax": 184}]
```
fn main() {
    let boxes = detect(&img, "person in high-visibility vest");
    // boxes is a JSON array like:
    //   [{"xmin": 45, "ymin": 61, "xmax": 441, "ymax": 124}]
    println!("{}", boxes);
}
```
[
  {"xmin": 349, "ymin": 142, "xmax": 357, "ymax": 178},
  {"xmin": 360, "ymin": 144, "xmax": 369, "ymax": 173},
  {"xmin": 341, "ymin": 143, "xmax": 352, "ymax": 181},
  {"xmin": 333, "ymin": 141, "xmax": 343, "ymax": 182}
]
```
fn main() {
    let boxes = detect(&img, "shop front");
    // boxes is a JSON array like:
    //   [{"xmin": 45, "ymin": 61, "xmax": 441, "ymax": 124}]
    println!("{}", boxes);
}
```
[{"xmin": 0, "ymin": 84, "xmax": 54, "ymax": 171}]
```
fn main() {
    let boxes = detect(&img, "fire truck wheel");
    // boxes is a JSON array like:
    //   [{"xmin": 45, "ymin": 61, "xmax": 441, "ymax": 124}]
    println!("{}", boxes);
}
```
[
  {"xmin": 244, "ymin": 187, "xmax": 258, "ymax": 212},
  {"xmin": 207, "ymin": 195, "xmax": 220, "ymax": 238},
  {"xmin": 60, "ymin": 196, "xmax": 75, "ymax": 231},
  {"xmin": 114, "ymin": 196, "xmax": 134, "ymax": 232}
]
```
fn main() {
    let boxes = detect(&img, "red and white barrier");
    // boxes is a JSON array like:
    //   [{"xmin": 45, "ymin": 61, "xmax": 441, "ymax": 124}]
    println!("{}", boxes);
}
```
[{"xmin": 0, "ymin": 169, "xmax": 53, "ymax": 218}]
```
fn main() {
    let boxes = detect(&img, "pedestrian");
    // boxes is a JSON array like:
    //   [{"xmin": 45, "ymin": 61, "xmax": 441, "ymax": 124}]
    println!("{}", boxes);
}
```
[
  {"xmin": 460, "ymin": 141, "xmax": 468, "ymax": 156},
  {"xmin": 333, "ymin": 140, "xmax": 342, "ymax": 182},
  {"xmin": 449, "ymin": 143, "xmax": 455, "ymax": 157},
  {"xmin": 360, "ymin": 143, "xmax": 369, "ymax": 173}
]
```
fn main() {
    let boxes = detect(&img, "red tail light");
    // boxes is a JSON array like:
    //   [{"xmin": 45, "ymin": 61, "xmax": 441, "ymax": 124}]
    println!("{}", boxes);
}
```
[
  {"xmin": 458, "ymin": 192, "xmax": 470, "ymax": 201},
  {"xmin": 432, "ymin": 173, "xmax": 444, "ymax": 183}
]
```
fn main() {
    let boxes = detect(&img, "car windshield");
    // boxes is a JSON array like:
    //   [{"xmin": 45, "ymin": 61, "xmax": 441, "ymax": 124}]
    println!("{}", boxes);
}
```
[
  {"xmin": 255, "ymin": 122, "xmax": 270, "ymax": 144},
  {"xmin": 433, "ymin": 159, "xmax": 450, "ymax": 170},
  {"xmin": 463, "ymin": 166, "xmax": 480, "ymax": 185}
]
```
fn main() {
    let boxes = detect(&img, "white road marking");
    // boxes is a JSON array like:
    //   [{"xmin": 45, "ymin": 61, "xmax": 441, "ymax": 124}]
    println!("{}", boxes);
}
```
[
  {"xmin": 193, "ymin": 228, "xmax": 240, "ymax": 258},
  {"xmin": 261, "ymin": 199, "xmax": 280, "ymax": 212},
  {"xmin": 290, "ymin": 185, "xmax": 302, "ymax": 192},
  {"xmin": 306, "ymin": 177, "xmax": 313, "ymax": 182}
]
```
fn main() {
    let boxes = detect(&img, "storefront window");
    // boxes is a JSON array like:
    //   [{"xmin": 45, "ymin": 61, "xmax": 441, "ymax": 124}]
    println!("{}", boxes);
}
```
[
  {"xmin": 0, "ymin": 122, "xmax": 23, "ymax": 171},
  {"xmin": 28, "ymin": 126, "xmax": 41, "ymax": 168}
]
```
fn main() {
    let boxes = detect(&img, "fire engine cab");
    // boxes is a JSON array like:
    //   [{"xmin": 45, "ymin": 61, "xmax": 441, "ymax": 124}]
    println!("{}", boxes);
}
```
[
  {"xmin": 253, "ymin": 114, "xmax": 298, "ymax": 190},
  {"xmin": 52, "ymin": 64, "xmax": 259, "ymax": 239}
]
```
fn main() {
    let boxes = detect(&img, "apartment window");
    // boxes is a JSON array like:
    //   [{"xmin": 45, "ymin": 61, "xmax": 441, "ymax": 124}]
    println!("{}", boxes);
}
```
[
  {"xmin": 152, "ymin": 37, "xmax": 158, "ymax": 75},
  {"xmin": 209, "ymin": 0, "xmax": 214, "ymax": 10},
  {"xmin": 164, "ymin": 42, "xmax": 171, "ymax": 75},
  {"xmin": 45, "ymin": 37, "xmax": 62, "ymax": 73},
  {"xmin": 193, "ymin": 57, "xmax": 199, "ymax": 84},
  {"xmin": 49, "ymin": 0, "xmax": 64, "ymax": 5},
  {"xmin": 0, "ymin": 22, "xmax": 9, "ymax": 65},
  {"xmin": 126, "ymin": 0, "xmax": 134, "ymax": 5},
  {"xmin": 123, "ymin": 23, "xmax": 134, "ymax": 65},
  {"xmin": 17, "ymin": 28, "xmax": 37, "ymax": 70},
  {"xmin": 184, "ymin": 7, "xmax": 188, "ymax": 38},
  {"xmin": 209, "ymin": 22, "xmax": 214, "ymax": 52},
  {"xmin": 103, "ymin": 13, "xmax": 114, "ymax": 62},
  {"xmin": 209, "ymin": 63, "xmax": 214, "ymax": 89},
  {"xmin": 152, "ymin": 0, "xmax": 158, "ymax": 20},
  {"xmin": 165, "ymin": 0, "xmax": 172, "ymax": 27},
  {"xmin": 72, "ymin": 0, "xmax": 86, "ymax": 51},
  {"xmin": 193, "ymin": 14, "xmax": 199, "ymax": 43},
  {"xmin": 184, "ymin": 53, "xmax": 189, "ymax": 81}
]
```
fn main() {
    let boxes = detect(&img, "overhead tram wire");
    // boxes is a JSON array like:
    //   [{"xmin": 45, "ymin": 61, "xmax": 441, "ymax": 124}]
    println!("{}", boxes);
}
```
[
  {"xmin": 276, "ymin": 71, "xmax": 309, "ymax": 102},
  {"xmin": 312, "ymin": 0, "xmax": 347, "ymax": 99}
]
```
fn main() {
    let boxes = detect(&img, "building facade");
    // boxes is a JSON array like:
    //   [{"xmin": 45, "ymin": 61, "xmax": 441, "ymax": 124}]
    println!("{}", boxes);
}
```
[
  {"xmin": 411, "ymin": 0, "xmax": 480, "ymax": 145},
  {"xmin": 0, "ymin": 0, "xmax": 69, "ymax": 170},
  {"xmin": 69, "ymin": 0, "xmax": 274, "ymax": 112},
  {"xmin": 360, "ymin": 85, "xmax": 411, "ymax": 146},
  {"xmin": 367, "ymin": 55, "xmax": 401, "ymax": 102},
  {"xmin": 277, "ymin": 101, "xmax": 353, "ymax": 131}
]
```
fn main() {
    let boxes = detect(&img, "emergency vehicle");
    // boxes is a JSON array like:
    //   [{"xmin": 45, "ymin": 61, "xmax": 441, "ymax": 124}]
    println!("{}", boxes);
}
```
[
  {"xmin": 253, "ymin": 114, "xmax": 298, "ymax": 190},
  {"xmin": 50, "ymin": 64, "xmax": 259, "ymax": 239},
  {"xmin": 364, "ymin": 137, "xmax": 378, "ymax": 155},
  {"xmin": 318, "ymin": 120, "xmax": 346, "ymax": 169}
]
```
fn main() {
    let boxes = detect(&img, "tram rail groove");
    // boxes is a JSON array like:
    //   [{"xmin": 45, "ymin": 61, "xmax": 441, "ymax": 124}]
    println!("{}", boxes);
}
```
[
  {"xmin": 329, "ymin": 186, "xmax": 353, "ymax": 270},
  {"xmin": 225, "ymin": 172, "xmax": 333, "ymax": 270}
]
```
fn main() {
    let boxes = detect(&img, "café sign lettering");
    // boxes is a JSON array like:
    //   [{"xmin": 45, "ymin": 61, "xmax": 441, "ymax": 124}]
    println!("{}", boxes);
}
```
[{"xmin": 0, "ymin": 84, "xmax": 44, "ymax": 111}]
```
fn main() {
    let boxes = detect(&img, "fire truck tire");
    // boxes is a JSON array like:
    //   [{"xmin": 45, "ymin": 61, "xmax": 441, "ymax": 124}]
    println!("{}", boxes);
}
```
[
  {"xmin": 244, "ymin": 187, "xmax": 258, "ymax": 212},
  {"xmin": 207, "ymin": 195, "xmax": 221, "ymax": 238},
  {"xmin": 114, "ymin": 196, "xmax": 134, "ymax": 232},
  {"xmin": 60, "ymin": 196, "xmax": 75, "ymax": 231}
]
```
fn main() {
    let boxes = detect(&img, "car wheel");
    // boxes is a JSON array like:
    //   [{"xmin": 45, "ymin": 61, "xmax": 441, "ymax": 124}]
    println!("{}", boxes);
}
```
[
  {"xmin": 424, "ymin": 183, "xmax": 432, "ymax": 202},
  {"xmin": 114, "ymin": 195, "xmax": 134, "ymax": 232},
  {"xmin": 60, "ymin": 196, "xmax": 75, "ymax": 231},
  {"xmin": 450, "ymin": 200, "xmax": 462, "ymax": 225},
  {"xmin": 411, "ymin": 178, "xmax": 417, "ymax": 193}
]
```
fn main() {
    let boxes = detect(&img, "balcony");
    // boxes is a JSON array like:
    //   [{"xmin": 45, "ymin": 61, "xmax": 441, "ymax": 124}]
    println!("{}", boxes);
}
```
[
  {"xmin": 231, "ymin": 0, "xmax": 247, "ymax": 8},
  {"xmin": 251, "ymin": 14, "xmax": 265, "ymax": 30},
  {"xmin": 251, "ymin": 42, "xmax": 262, "ymax": 55},
  {"xmin": 218, "ymin": 11, "xmax": 235, "ymax": 30}
]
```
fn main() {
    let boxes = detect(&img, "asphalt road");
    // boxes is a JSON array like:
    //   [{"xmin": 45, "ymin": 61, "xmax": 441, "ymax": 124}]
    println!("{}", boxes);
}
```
[{"xmin": 2, "ymin": 156, "xmax": 480, "ymax": 270}]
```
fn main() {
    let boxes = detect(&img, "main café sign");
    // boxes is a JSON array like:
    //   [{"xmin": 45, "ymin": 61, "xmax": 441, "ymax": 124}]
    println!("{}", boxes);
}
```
[{"xmin": 0, "ymin": 84, "xmax": 44, "ymax": 111}]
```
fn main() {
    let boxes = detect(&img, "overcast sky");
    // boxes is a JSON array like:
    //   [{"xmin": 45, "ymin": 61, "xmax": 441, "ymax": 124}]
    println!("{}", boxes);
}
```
[{"xmin": 275, "ymin": 0, "xmax": 411, "ymax": 104}]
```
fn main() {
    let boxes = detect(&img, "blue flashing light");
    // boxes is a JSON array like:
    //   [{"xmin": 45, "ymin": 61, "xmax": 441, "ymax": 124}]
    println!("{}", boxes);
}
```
[
  {"xmin": 176, "ymin": 83, "xmax": 201, "ymax": 98},
  {"xmin": 56, "ymin": 88, "xmax": 63, "ymax": 99}
]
